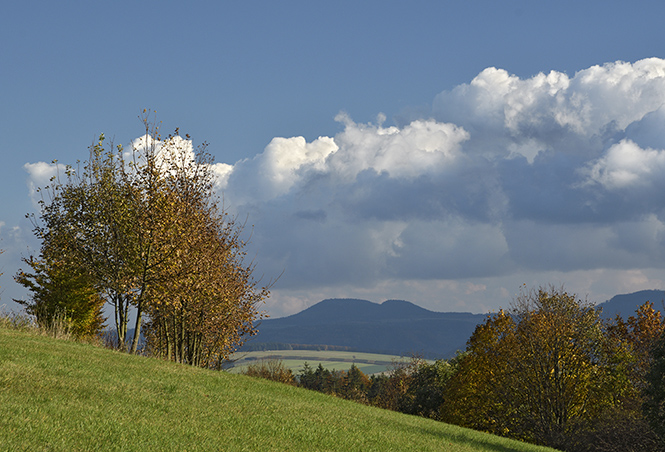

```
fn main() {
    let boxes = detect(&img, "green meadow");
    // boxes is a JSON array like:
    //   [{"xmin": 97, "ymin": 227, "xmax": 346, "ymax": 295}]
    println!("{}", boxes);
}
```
[{"xmin": 0, "ymin": 327, "xmax": 558, "ymax": 451}]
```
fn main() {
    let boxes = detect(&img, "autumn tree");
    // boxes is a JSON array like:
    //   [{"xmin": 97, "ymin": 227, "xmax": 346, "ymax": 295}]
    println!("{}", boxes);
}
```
[
  {"xmin": 441, "ymin": 309, "xmax": 517, "ymax": 436},
  {"xmin": 23, "ymin": 112, "xmax": 271, "ymax": 360},
  {"xmin": 510, "ymin": 288, "xmax": 616, "ymax": 445},
  {"xmin": 339, "ymin": 364, "xmax": 371, "ymax": 402},
  {"xmin": 609, "ymin": 301, "xmax": 665, "ymax": 394},
  {"xmin": 15, "ymin": 176, "xmax": 108, "ymax": 339},
  {"xmin": 22, "ymin": 133, "xmax": 145, "ymax": 348},
  {"xmin": 640, "ymin": 303, "xmax": 665, "ymax": 450},
  {"xmin": 137, "ymin": 129, "xmax": 270, "ymax": 367},
  {"xmin": 443, "ymin": 286, "xmax": 631, "ymax": 450}
]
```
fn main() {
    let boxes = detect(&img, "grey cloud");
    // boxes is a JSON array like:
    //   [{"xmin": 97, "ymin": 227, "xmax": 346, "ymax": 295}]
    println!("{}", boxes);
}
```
[
  {"xmin": 139, "ymin": 59, "xmax": 665, "ymax": 302},
  {"xmin": 21, "ymin": 59, "xmax": 665, "ymax": 317},
  {"xmin": 293, "ymin": 209, "xmax": 327, "ymax": 222},
  {"xmin": 332, "ymin": 164, "xmax": 503, "ymax": 224},
  {"xmin": 503, "ymin": 219, "xmax": 665, "ymax": 273},
  {"xmin": 624, "ymin": 106, "xmax": 665, "ymax": 150},
  {"xmin": 385, "ymin": 219, "xmax": 513, "ymax": 280}
]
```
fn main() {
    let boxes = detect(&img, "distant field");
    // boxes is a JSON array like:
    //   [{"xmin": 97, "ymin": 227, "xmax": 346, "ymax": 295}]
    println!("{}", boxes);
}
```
[{"xmin": 227, "ymin": 350, "xmax": 423, "ymax": 375}]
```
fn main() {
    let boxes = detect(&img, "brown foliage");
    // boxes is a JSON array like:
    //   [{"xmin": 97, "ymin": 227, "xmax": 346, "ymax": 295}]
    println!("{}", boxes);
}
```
[
  {"xmin": 442, "ymin": 286, "xmax": 633, "ymax": 449},
  {"xmin": 22, "ymin": 111, "xmax": 272, "ymax": 364},
  {"xmin": 607, "ymin": 301, "xmax": 665, "ymax": 393},
  {"xmin": 242, "ymin": 359, "xmax": 296, "ymax": 385}
]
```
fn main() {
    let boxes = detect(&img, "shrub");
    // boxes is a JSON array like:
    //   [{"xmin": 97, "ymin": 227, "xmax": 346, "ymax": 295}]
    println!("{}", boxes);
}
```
[{"xmin": 242, "ymin": 359, "xmax": 296, "ymax": 385}]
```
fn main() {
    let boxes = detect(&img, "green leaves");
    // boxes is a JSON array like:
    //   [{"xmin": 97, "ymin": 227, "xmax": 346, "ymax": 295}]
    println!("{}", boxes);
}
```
[{"xmin": 14, "ymin": 250, "xmax": 105, "ymax": 339}]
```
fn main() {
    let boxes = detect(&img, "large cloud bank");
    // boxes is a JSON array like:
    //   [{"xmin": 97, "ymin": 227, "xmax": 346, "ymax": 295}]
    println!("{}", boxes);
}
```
[
  {"xmin": 22, "ymin": 58, "xmax": 665, "ymax": 315},
  {"xmin": 216, "ymin": 58, "xmax": 665, "ymax": 314}
]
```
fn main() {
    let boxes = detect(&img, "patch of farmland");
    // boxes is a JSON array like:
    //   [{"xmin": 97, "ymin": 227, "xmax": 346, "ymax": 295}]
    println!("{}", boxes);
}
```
[{"xmin": 227, "ymin": 350, "xmax": 423, "ymax": 375}]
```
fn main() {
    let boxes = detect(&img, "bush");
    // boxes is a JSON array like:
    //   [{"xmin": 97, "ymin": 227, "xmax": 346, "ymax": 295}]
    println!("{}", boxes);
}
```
[{"xmin": 242, "ymin": 359, "xmax": 296, "ymax": 385}]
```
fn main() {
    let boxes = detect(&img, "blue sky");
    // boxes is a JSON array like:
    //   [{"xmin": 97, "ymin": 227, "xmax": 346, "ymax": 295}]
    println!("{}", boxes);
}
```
[{"xmin": 3, "ymin": 1, "xmax": 665, "ymax": 317}]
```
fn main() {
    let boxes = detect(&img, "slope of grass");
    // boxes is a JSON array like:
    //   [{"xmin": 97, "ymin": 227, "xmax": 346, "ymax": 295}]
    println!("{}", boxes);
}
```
[{"xmin": 0, "ymin": 327, "xmax": 558, "ymax": 451}]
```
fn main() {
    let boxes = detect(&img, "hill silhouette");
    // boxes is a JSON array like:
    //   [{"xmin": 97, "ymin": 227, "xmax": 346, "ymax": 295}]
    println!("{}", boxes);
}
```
[
  {"xmin": 248, "ymin": 291, "xmax": 665, "ymax": 359},
  {"xmin": 247, "ymin": 298, "xmax": 487, "ymax": 359},
  {"xmin": 596, "ymin": 289, "xmax": 665, "ymax": 319}
]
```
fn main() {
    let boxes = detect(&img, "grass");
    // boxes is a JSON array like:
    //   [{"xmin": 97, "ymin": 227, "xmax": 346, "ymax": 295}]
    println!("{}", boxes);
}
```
[
  {"xmin": 0, "ymin": 327, "xmax": 559, "ymax": 451},
  {"xmin": 0, "ymin": 306, "xmax": 75, "ymax": 341},
  {"xmin": 228, "ymin": 350, "xmax": 416, "ymax": 375}
]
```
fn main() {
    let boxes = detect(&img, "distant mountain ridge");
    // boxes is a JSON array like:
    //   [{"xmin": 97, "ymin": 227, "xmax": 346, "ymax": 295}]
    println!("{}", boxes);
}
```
[
  {"xmin": 246, "ymin": 291, "xmax": 665, "ymax": 360},
  {"xmin": 596, "ymin": 289, "xmax": 665, "ymax": 319},
  {"xmin": 285, "ymin": 298, "xmax": 463, "ymax": 323},
  {"xmin": 247, "ymin": 298, "xmax": 487, "ymax": 359}
]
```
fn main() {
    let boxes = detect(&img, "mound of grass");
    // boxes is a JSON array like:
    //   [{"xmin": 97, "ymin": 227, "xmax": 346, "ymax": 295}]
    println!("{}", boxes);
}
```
[{"xmin": 0, "ymin": 327, "xmax": 558, "ymax": 451}]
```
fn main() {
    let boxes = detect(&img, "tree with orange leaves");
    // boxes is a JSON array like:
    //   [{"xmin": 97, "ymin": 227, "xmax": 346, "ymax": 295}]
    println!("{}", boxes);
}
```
[
  {"xmin": 21, "ymin": 111, "xmax": 272, "ymax": 364},
  {"xmin": 442, "ymin": 286, "xmax": 630, "ymax": 450}
]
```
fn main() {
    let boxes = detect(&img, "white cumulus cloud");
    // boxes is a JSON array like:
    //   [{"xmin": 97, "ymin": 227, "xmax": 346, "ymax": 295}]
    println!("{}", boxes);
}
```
[
  {"xmin": 584, "ymin": 139, "xmax": 665, "ymax": 190},
  {"xmin": 23, "ymin": 161, "xmax": 67, "ymax": 206},
  {"xmin": 219, "ymin": 58, "xmax": 665, "ymax": 315},
  {"xmin": 23, "ymin": 58, "xmax": 665, "ymax": 316}
]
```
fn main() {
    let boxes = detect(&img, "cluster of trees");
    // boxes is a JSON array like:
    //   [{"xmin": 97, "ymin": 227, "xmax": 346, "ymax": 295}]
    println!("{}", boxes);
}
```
[
  {"xmin": 14, "ymin": 113, "xmax": 271, "ymax": 367},
  {"xmin": 442, "ymin": 286, "xmax": 665, "ymax": 451},
  {"xmin": 242, "ymin": 356, "xmax": 459, "ymax": 416},
  {"xmin": 246, "ymin": 286, "xmax": 665, "ymax": 452}
]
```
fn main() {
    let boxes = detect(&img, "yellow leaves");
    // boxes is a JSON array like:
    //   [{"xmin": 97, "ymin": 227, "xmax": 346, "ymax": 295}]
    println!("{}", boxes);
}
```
[
  {"xmin": 443, "ymin": 285, "xmax": 627, "ymax": 446},
  {"xmin": 29, "ymin": 112, "xmax": 271, "ymax": 361}
]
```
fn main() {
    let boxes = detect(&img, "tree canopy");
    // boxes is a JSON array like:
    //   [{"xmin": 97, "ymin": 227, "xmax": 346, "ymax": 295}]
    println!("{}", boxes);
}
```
[
  {"xmin": 442, "ymin": 286, "xmax": 633, "ymax": 449},
  {"xmin": 16, "ymin": 112, "xmax": 271, "ymax": 363}
]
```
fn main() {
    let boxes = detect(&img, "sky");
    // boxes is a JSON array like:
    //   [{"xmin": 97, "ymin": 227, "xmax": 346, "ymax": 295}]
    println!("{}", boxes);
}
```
[{"xmin": 3, "ymin": 1, "xmax": 665, "ymax": 318}]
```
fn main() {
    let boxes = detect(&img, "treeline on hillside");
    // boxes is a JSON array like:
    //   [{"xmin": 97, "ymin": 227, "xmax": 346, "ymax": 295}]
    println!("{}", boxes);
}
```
[
  {"xmin": 244, "ymin": 286, "xmax": 665, "ymax": 452},
  {"xmin": 244, "ymin": 357, "xmax": 457, "ymax": 417}
]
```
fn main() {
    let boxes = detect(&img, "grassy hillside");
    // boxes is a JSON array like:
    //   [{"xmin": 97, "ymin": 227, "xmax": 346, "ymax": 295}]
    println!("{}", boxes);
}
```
[
  {"xmin": 0, "ymin": 327, "xmax": 558, "ymax": 452},
  {"xmin": 228, "ymin": 350, "xmax": 415, "ymax": 375}
]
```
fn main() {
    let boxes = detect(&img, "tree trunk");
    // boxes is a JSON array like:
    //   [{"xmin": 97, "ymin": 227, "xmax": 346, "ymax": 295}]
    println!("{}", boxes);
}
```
[
  {"xmin": 129, "ymin": 296, "xmax": 143, "ymax": 354},
  {"xmin": 114, "ymin": 293, "xmax": 129, "ymax": 350}
]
